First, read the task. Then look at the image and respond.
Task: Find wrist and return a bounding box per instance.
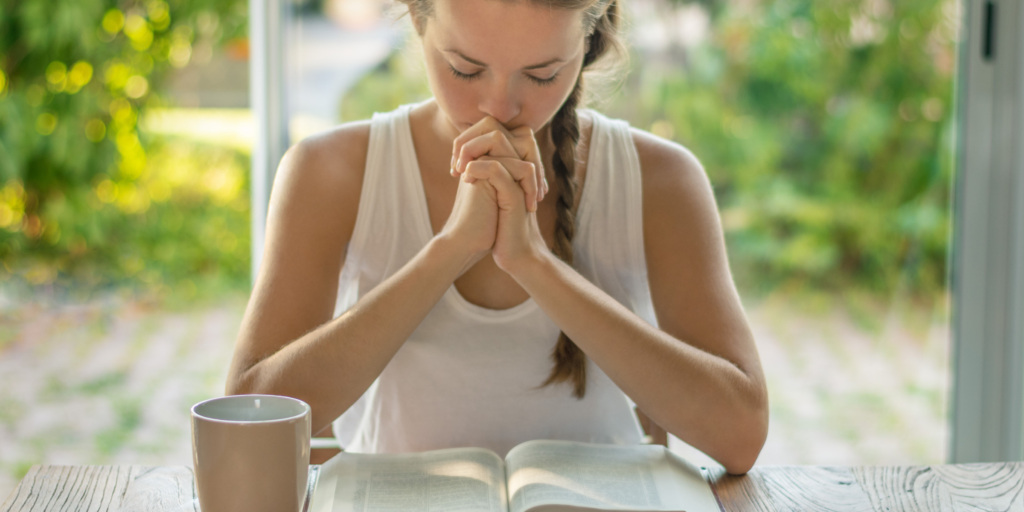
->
[500,245,559,285]
[428,234,490,278]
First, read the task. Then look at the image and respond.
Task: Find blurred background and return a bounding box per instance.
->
[0,0,958,499]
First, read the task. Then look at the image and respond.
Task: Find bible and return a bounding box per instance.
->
[309,439,722,512]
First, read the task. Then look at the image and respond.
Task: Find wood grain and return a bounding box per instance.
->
[707,463,1024,511]
[854,463,1024,511]
[1,465,135,512]
[5,463,1024,511]
[2,465,319,512]
[119,466,198,512]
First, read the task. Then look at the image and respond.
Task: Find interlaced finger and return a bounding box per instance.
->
[454,130,520,176]
[451,117,518,171]
[463,160,526,213]
[450,116,546,208]
[508,126,547,202]
[472,156,539,212]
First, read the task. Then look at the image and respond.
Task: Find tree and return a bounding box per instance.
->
[0,0,247,291]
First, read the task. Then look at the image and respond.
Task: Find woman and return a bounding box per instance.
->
[226,0,768,475]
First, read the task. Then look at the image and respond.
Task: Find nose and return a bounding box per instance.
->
[478,81,521,126]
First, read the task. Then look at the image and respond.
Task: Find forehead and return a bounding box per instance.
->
[427,0,586,65]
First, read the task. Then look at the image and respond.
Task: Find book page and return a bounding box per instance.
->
[504,441,719,512]
[310,448,508,512]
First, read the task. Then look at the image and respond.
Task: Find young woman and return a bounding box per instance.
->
[226,0,768,475]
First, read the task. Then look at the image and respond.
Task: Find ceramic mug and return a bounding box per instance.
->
[191,394,311,512]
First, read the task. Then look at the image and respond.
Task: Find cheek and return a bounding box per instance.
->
[423,57,477,125]
[531,82,576,128]
[520,60,585,130]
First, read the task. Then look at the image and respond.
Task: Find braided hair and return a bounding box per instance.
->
[539,0,621,399]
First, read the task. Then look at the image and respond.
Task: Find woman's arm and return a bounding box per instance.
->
[225,123,495,437]
[496,130,768,475]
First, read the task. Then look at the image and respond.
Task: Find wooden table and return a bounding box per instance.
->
[3,462,1023,511]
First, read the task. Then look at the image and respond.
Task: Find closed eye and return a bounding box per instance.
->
[448,65,481,82]
[526,73,558,86]
[448,63,559,87]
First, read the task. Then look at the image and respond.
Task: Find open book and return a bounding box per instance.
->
[308,440,722,512]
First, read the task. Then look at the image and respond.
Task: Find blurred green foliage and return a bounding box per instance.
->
[340,50,432,123]
[0,0,248,296]
[605,0,957,296]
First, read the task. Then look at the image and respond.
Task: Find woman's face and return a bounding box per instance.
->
[419,0,587,134]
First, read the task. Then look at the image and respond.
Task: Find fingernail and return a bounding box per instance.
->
[456,158,462,170]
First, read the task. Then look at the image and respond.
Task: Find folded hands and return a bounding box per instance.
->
[439,116,554,276]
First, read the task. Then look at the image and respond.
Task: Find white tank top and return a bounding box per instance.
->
[331,102,658,458]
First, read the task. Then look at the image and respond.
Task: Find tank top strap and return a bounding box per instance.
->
[574,110,659,328]
[338,103,433,317]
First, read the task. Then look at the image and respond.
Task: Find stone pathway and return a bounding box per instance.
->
[0,295,244,501]
[0,291,949,501]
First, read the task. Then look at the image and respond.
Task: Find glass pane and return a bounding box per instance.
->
[285,0,408,143]
[603,0,958,466]
[0,0,253,498]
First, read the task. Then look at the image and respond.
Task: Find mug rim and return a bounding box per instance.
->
[191,394,311,424]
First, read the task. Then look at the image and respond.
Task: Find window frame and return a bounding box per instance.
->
[950,0,1024,463]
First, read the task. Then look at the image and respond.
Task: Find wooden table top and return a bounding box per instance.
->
[3,462,1023,511]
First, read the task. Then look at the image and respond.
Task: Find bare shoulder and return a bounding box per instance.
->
[263,119,373,279]
[630,128,712,206]
[273,120,372,214]
[631,127,724,271]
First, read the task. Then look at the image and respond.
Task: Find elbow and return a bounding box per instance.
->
[721,438,762,475]
[720,421,768,475]
[723,385,769,475]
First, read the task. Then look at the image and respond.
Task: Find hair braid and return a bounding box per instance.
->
[540,74,586,399]
[539,0,620,400]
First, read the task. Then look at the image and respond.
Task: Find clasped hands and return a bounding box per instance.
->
[439,116,552,276]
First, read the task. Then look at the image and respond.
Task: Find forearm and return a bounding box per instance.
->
[231,237,478,435]
[508,253,767,474]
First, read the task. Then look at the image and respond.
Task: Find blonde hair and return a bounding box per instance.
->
[399,0,627,399]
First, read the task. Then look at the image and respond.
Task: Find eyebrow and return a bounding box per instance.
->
[444,49,565,70]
